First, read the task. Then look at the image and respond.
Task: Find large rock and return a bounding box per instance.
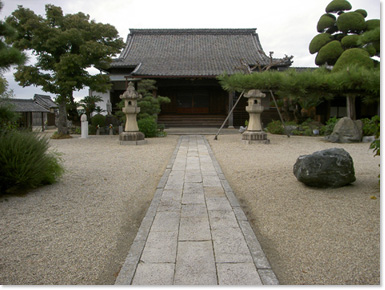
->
[325,117,362,143]
[293,148,356,188]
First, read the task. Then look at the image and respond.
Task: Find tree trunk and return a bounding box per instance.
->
[346,95,356,120]
[58,101,68,135]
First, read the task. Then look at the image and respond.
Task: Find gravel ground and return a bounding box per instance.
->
[208,133,380,285]
[0,134,179,285]
[1,132,380,285]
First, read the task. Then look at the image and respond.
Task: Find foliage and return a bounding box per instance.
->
[115,79,170,125]
[0,100,19,132]
[341,35,360,48]
[309,33,333,54]
[0,130,64,194]
[88,125,96,135]
[320,116,339,135]
[78,95,103,120]
[332,48,373,72]
[337,12,366,33]
[5,4,124,134]
[325,0,352,13]
[218,65,379,114]
[317,14,336,33]
[0,1,26,71]
[138,117,158,138]
[90,113,106,127]
[362,115,380,136]
[310,0,380,69]
[51,131,73,139]
[137,80,171,120]
[267,120,284,134]
[315,40,344,65]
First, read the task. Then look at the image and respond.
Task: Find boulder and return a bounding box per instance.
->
[293,148,356,188]
[325,117,362,143]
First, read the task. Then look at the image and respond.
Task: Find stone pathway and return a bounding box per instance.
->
[115,135,278,285]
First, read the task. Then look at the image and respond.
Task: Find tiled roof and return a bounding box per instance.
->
[34,94,58,110]
[6,99,50,113]
[110,29,292,77]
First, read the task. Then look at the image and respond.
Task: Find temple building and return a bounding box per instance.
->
[103,28,293,127]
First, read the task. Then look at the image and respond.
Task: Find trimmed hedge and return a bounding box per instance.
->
[138,117,158,138]
[336,12,366,33]
[309,33,333,54]
[325,0,352,13]
[317,14,336,33]
[315,40,344,65]
[332,48,373,72]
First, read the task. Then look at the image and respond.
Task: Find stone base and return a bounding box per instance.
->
[242,131,270,144]
[119,131,147,145]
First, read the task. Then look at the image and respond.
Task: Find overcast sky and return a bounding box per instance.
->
[1,0,381,100]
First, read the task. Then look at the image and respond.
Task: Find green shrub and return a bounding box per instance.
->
[354,9,367,18]
[366,19,380,31]
[337,12,366,34]
[320,116,339,135]
[0,131,64,194]
[88,125,97,135]
[138,117,158,138]
[309,33,333,54]
[341,35,360,48]
[332,48,373,72]
[325,0,352,13]
[267,120,284,134]
[91,114,106,127]
[317,14,336,33]
[362,115,380,136]
[315,40,344,65]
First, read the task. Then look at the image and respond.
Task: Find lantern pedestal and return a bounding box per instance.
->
[119,131,146,145]
[242,89,270,144]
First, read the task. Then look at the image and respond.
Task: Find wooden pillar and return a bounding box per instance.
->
[228,91,234,128]
[41,112,45,132]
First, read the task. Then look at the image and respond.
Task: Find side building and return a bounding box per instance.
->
[103,28,293,127]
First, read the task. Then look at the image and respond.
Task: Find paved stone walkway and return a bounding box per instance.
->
[115,135,278,285]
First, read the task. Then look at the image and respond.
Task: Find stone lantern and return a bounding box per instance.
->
[119,82,146,145]
[242,89,270,144]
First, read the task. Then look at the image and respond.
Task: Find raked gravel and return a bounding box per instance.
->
[0,134,179,285]
[1,133,380,285]
[208,133,380,285]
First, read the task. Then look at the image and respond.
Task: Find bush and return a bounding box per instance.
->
[320,116,339,136]
[0,131,64,194]
[362,115,380,136]
[325,0,352,13]
[309,33,333,54]
[317,14,336,33]
[91,114,106,127]
[315,40,344,66]
[138,117,158,138]
[267,120,284,134]
[336,11,366,34]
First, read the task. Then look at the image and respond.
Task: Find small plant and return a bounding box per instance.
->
[91,114,106,128]
[320,116,339,136]
[267,120,284,134]
[88,125,96,135]
[138,117,158,137]
[362,115,380,136]
[0,131,64,194]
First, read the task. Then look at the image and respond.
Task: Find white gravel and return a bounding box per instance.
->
[1,132,380,285]
[0,134,179,285]
[208,133,380,285]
